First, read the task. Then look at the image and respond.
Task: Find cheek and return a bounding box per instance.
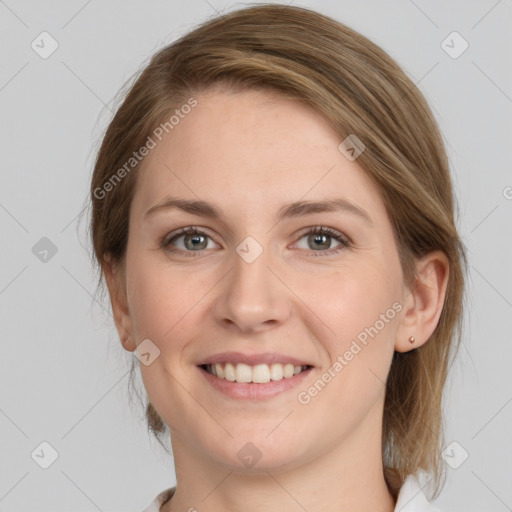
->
[315,262,401,343]
[296,266,400,429]
[125,255,179,341]
[308,261,400,401]
[126,253,214,353]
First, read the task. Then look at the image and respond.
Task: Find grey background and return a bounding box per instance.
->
[0,0,511,510]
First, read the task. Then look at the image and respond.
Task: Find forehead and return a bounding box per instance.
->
[131,88,387,224]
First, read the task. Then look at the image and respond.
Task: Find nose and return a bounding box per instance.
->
[212,240,292,334]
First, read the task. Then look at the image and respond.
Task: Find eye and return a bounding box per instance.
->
[161,225,351,257]
[293,226,351,256]
[162,226,217,255]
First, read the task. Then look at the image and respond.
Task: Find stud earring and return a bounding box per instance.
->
[408,336,415,344]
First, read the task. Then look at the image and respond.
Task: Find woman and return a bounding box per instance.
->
[90,4,466,511]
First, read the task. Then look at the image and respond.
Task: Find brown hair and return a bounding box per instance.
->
[89,3,467,499]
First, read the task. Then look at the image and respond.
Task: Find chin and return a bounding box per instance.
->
[200,433,310,473]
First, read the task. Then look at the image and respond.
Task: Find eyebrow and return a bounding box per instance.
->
[144,196,373,225]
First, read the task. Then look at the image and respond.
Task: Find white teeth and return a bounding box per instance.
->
[269,363,283,381]
[235,363,252,383]
[214,363,224,379]
[252,364,270,384]
[205,362,308,383]
[283,363,294,378]
[224,362,236,381]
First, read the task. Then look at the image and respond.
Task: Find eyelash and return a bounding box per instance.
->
[161,225,352,258]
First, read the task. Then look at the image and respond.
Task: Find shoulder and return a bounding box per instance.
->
[394,474,443,512]
[141,487,176,512]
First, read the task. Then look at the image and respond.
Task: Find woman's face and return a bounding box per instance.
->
[117,87,409,470]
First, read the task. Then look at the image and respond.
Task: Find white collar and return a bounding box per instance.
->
[394,474,443,511]
[143,473,443,512]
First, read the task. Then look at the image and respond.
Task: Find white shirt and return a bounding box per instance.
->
[141,473,443,511]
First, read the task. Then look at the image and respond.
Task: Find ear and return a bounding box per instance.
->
[103,255,136,352]
[395,250,449,353]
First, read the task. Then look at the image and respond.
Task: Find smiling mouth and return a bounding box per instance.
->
[200,362,312,384]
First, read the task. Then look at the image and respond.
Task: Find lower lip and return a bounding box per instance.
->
[198,366,314,400]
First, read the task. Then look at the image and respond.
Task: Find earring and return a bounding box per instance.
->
[408,336,415,344]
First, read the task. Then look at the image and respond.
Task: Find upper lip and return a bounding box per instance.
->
[197,352,313,367]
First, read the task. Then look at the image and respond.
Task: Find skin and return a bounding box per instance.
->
[105,86,449,512]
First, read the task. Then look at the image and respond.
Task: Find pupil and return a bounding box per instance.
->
[311,234,329,250]
[186,235,206,250]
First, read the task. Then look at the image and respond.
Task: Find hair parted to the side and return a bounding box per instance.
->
[89,3,467,499]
